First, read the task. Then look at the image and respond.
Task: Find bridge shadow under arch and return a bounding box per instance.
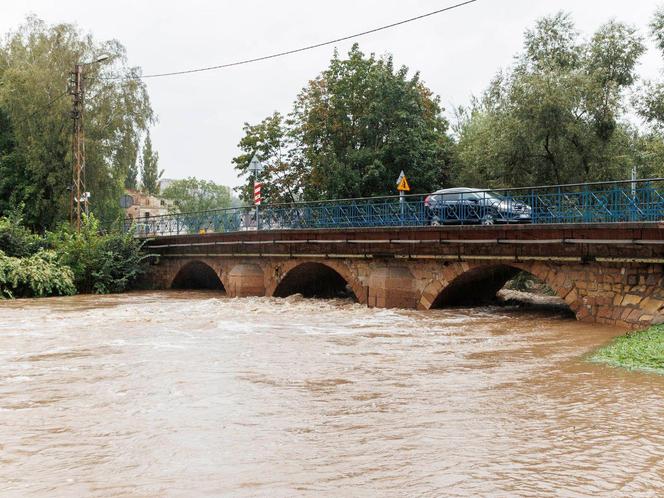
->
[427,264,574,315]
[273,262,358,301]
[431,265,519,307]
[171,261,225,291]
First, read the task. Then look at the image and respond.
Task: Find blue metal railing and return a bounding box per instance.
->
[126,178,664,237]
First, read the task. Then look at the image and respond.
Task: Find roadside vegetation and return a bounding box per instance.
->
[0,211,147,298]
[591,326,664,374]
[233,9,664,202]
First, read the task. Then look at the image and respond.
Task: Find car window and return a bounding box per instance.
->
[441,192,460,201]
[467,191,502,202]
[486,192,505,201]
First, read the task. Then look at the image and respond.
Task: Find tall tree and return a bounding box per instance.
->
[125,158,139,190]
[455,13,645,187]
[140,132,162,195]
[0,16,155,229]
[293,44,454,199]
[233,44,455,202]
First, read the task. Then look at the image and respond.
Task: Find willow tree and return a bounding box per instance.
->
[0,16,154,229]
[455,13,646,187]
[628,7,664,178]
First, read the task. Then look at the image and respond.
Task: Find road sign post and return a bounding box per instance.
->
[248,154,264,230]
[396,170,410,220]
[254,181,262,230]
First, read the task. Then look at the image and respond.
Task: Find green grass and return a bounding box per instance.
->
[591,325,664,374]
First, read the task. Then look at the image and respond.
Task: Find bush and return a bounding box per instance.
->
[0,210,46,257]
[48,214,149,294]
[89,229,149,294]
[0,250,76,298]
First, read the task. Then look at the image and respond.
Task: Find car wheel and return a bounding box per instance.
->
[430,217,441,226]
[481,214,495,226]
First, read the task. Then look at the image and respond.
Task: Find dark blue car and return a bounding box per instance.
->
[424,187,532,225]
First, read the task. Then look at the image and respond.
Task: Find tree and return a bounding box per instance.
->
[455,13,646,187]
[628,7,664,178]
[161,177,232,213]
[233,44,455,202]
[0,16,154,229]
[125,157,139,190]
[636,8,664,130]
[140,132,162,195]
[232,112,301,204]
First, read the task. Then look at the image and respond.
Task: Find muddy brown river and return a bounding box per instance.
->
[1,291,663,497]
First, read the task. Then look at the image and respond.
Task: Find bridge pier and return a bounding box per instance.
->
[227,264,265,298]
[367,265,418,308]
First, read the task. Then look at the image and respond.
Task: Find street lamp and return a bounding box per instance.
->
[70,54,110,231]
[90,54,110,64]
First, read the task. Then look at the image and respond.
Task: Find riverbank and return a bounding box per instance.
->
[591,325,664,374]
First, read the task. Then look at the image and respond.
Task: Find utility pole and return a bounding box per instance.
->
[69,55,109,231]
[70,63,86,231]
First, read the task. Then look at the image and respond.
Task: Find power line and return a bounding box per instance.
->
[121,0,479,80]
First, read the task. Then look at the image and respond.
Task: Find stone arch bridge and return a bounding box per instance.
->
[141,223,664,328]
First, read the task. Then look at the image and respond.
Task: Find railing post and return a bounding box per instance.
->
[557,185,563,223]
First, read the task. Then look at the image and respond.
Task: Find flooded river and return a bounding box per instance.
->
[1,292,663,497]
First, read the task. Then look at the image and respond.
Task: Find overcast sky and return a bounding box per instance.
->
[2,0,662,188]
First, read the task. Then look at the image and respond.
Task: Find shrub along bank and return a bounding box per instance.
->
[0,212,147,298]
[591,326,664,374]
[0,250,76,298]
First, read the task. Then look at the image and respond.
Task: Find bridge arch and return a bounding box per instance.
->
[419,262,578,317]
[270,260,365,302]
[170,260,226,291]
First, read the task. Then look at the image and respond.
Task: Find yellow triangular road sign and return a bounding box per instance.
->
[397,175,410,191]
